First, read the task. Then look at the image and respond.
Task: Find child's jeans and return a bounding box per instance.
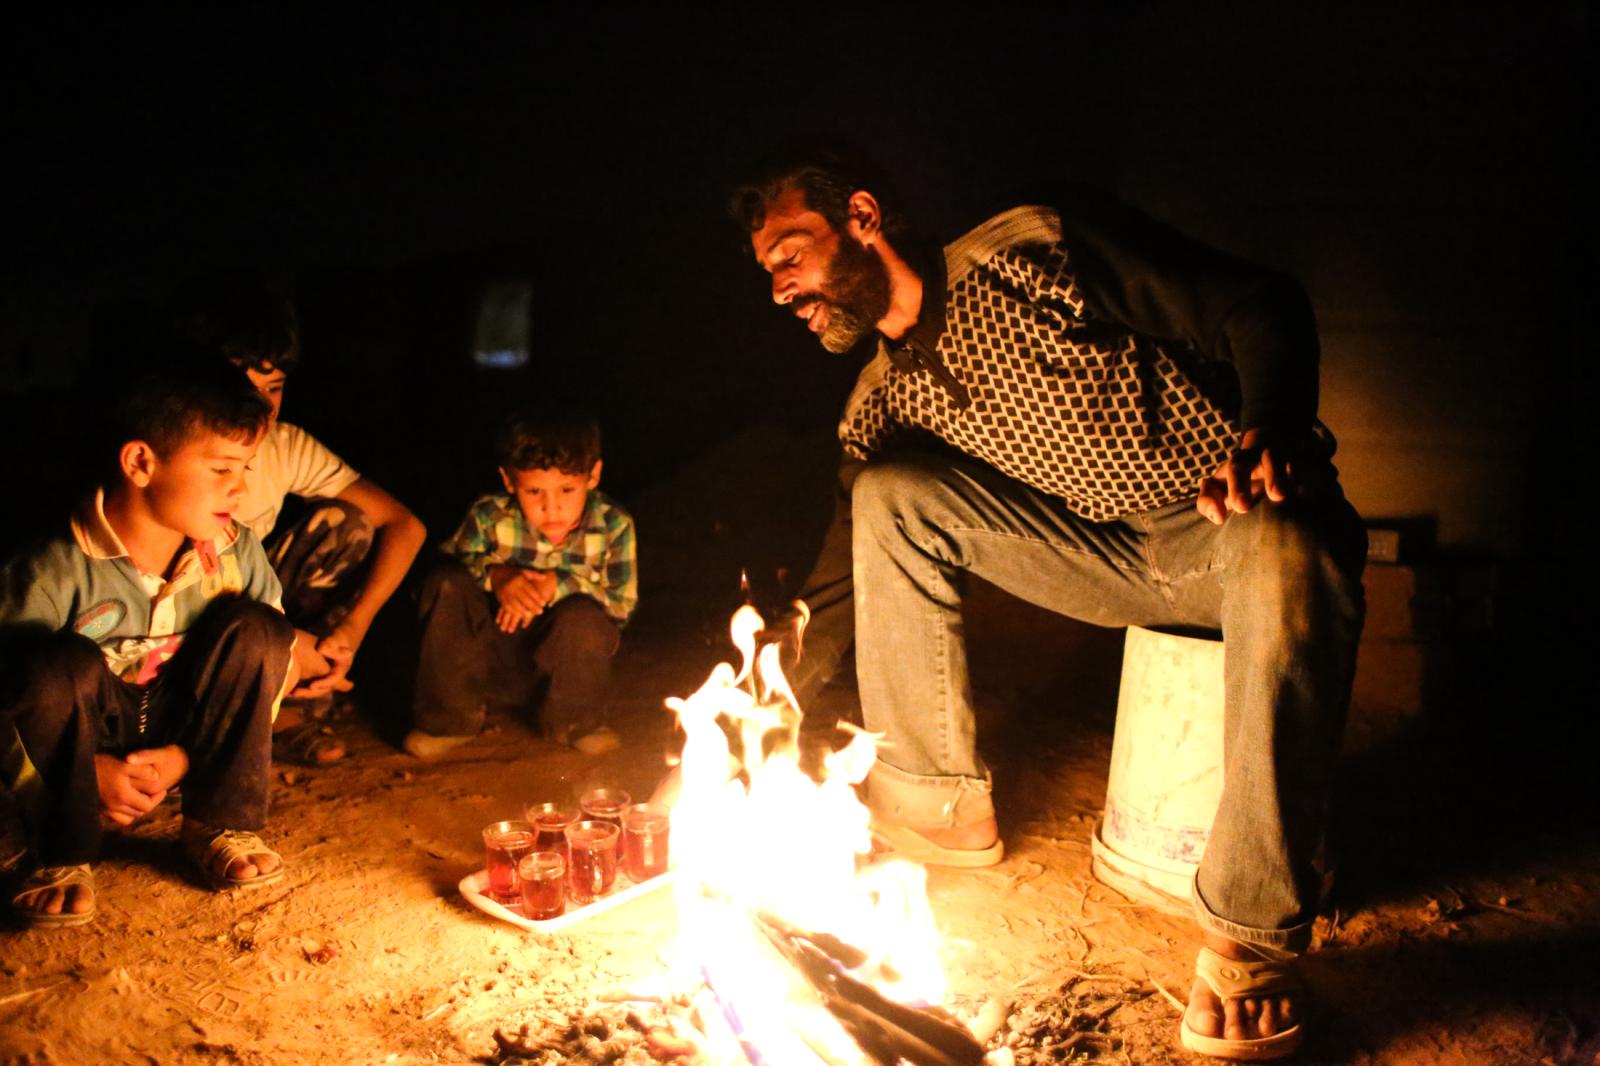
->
[0,598,293,865]
[412,556,619,741]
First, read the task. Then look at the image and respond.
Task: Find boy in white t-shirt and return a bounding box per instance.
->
[174,274,428,765]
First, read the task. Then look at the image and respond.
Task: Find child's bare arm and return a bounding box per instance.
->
[323,478,427,658]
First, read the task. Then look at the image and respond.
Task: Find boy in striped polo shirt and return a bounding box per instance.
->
[1,360,298,927]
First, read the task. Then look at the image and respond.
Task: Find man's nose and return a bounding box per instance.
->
[771,270,797,306]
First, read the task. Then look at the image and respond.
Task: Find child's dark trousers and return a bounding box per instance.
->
[412,556,619,741]
[1,599,293,865]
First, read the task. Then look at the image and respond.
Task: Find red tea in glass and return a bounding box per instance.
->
[578,787,631,829]
[517,851,567,921]
[482,820,536,905]
[525,802,579,859]
[565,820,621,904]
[622,804,670,883]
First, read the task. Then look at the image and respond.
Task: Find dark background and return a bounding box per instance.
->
[1,5,1588,624]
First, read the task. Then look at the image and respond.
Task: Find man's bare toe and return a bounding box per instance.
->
[1258,999,1280,1037]
[1187,978,1224,1036]
[1223,999,1249,1041]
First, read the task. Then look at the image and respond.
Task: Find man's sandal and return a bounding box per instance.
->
[869,823,1005,868]
[11,864,96,928]
[1180,946,1305,1060]
[184,828,285,891]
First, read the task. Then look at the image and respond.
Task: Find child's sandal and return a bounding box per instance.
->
[11,864,96,928]
[185,828,285,891]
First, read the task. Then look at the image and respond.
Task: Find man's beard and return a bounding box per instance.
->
[813,237,891,354]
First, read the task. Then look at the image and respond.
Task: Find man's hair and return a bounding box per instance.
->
[727,144,909,238]
[169,270,301,374]
[118,357,274,459]
[496,408,602,475]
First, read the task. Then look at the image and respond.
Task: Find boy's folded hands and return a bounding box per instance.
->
[94,744,188,826]
[488,565,557,633]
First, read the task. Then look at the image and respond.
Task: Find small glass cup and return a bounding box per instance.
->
[517,851,567,921]
[482,820,536,905]
[578,787,631,829]
[621,803,670,883]
[565,819,621,904]
[525,802,580,860]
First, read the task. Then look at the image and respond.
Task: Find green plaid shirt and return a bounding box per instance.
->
[441,489,638,626]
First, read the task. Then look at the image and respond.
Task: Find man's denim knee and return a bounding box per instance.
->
[1223,500,1364,624]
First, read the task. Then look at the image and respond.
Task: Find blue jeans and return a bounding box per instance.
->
[852,451,1366,954]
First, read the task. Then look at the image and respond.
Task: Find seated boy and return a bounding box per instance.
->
[173,274,427,765]
[407,410,637,759]
[0,361,297,927]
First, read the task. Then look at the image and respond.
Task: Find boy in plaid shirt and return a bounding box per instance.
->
[406,410,636,758]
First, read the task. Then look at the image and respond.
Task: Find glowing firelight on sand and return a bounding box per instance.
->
[660,604,949,1062]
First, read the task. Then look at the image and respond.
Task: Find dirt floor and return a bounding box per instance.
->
[3,467,1598,1064]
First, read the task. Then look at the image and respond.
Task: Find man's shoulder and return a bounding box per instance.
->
[943,205,1064,284]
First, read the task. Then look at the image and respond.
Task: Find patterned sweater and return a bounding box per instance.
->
[840,196,1322,522]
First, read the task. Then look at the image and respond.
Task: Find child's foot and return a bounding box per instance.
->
[570,726,621,756]
[403,729,475,760]
[273,706,346,766]
[182,823,284,890]
[11,864,96,928]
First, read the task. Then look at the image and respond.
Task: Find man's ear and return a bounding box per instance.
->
[498,466,516,495]
[121,441,158,488]
[586,460,603,491]
[844,190,882,246]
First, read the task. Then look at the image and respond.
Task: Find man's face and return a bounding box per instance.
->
[142,429,260,542]
[500,462,602,546]
[752,186,890,354]
[243,364,287,424]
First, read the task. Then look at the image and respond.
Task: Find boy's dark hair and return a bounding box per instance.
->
[118,357,274,459]
[496,409,602,475]
[728,143,910,239]
[169,270,301,374]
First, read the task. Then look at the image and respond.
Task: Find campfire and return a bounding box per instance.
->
[492,604,992,1064]
[475,602,1164,1065]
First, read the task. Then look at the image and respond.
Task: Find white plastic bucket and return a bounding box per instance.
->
[1091,626,1225,914]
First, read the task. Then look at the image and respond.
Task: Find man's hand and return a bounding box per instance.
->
[1196,428,1301,525]
[489,566,557,633]
[95,752,166,826]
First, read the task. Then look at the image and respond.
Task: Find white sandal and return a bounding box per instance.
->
[11,864,96,928]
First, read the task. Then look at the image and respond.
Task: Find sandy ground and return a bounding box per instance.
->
[3,433,1598,1064]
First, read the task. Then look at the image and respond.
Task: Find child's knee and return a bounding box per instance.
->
[545,598,620,659]
[17,632,107,698]
[416,556,479,607]
[212,599,295,656]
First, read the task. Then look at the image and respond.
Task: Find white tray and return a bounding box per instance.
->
[459,867,676,933]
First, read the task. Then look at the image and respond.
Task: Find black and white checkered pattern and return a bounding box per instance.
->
[842,227,1240,523]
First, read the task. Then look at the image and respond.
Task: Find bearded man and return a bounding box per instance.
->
[730,155,1366,1061]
